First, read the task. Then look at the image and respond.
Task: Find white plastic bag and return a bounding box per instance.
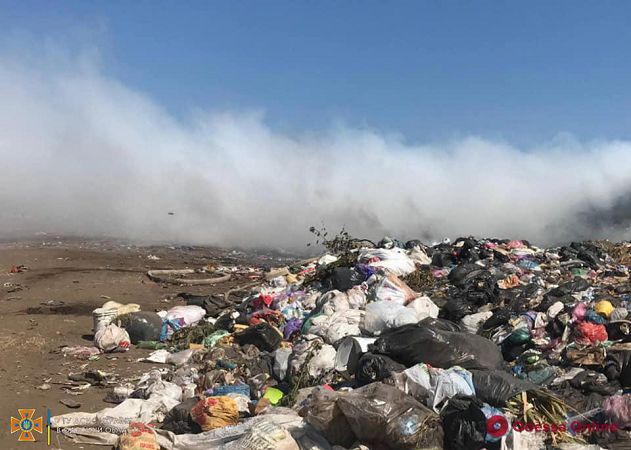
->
[460,311,493,334]
[307,344,336,378]
[309,310,363,345]
[363,301,415,335]
[406,296,439,321]
[358,248,415,277]
[374,274,416,304]
[165,305,206,327]
[94,324,130,353]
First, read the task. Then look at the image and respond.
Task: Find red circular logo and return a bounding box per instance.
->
[487,415,509,438]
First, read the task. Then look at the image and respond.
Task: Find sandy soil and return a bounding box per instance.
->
[0,238,295,450]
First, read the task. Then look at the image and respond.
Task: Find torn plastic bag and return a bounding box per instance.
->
[336,382,443,449]
[355,353,406,386]
[161,397,202,435]
[305,388,355,447]
[370,323,503,370]
[470,370,537,406]
[440,395,487,450]
[234,323,282,352]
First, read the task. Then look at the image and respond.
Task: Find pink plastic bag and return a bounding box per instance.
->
[602,394,631,426]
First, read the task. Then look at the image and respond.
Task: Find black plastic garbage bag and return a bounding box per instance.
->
[606,321,631,342]
[419,317,464,333]
[202,296,233,317]
[440,395,487,450]
[356,353,406,386]
[214,311,238,332]
[161,397,202,434]
[234,322,282,352]
[448,264,484,288]
[570,370,620,395]
[336,382,443,449]
[177,293,208,307]
[470,370,537,406]
[482,308,511,330]
[323,267,365,292]
[370,323,503,370]
[440,297,475,322]
[117,311,163,344]
[547,278,590,297]
[460,272,500,306]
[604,350,631,388]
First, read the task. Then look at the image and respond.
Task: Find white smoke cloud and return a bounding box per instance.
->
[1,45,630,251]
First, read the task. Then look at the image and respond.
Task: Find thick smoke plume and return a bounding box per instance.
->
[1,47,630,250]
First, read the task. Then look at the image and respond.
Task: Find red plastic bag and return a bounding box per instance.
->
[576,322,607,344]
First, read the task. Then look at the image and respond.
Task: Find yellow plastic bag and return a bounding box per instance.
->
[191,396,239,431]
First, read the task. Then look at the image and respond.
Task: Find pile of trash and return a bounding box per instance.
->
[52,237,631,449]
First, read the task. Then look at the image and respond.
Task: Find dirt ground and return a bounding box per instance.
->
[0,238,296,450]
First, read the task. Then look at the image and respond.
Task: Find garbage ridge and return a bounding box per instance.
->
[51,236,631,449]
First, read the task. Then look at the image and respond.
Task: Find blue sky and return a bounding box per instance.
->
[3,1,631,145]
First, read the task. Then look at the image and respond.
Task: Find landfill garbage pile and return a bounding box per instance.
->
[51,237,631,449]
